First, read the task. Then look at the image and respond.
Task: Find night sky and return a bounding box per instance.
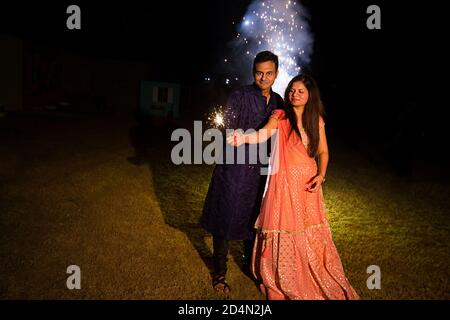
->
[0,0,429,83]
[0,0,444,138]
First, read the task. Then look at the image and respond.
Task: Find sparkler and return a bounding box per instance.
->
[212,111,224,127]
[207,106,226,129]
[206,105,238,132]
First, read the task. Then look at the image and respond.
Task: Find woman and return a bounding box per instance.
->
[228,74,359,300]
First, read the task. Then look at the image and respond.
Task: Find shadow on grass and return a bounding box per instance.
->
[127,118,263,294]
[127,119,215,276]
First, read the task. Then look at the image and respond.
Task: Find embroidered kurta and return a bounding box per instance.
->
[199,84,284,240]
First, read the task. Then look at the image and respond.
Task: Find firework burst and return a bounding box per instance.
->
[224,0,314,94]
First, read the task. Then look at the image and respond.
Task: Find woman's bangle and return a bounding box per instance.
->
[318,174,326,183]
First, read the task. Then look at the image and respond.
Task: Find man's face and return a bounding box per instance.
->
[254,61,278,91]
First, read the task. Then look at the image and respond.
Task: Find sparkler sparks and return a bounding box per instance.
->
[213,112,224,127]
[207,106,226,129]
[206,105,237,130]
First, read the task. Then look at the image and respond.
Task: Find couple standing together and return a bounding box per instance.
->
[199,51,359,300]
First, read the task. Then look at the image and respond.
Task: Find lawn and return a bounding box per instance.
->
[1,113,449,299]
[151,137,450,300]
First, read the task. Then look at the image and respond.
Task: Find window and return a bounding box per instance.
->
[157,87,168,103]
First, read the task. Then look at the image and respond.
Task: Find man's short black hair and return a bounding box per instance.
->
[253,51,279,74]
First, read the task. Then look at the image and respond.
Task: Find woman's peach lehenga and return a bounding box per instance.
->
[252,110,359,300]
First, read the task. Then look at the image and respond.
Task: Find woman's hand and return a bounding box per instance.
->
[226,130,245,147]
[305,174,325,192]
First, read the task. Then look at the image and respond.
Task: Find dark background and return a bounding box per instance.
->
[0,0,447,179]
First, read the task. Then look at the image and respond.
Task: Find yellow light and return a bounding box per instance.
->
[215,114,224,127]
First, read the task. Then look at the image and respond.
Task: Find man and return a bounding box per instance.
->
[199,51,283,293]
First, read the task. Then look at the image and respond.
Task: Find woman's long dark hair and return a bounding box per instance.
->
[284,74,325,157]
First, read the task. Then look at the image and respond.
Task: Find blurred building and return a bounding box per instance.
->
[0,34,23,111]
[0,34,149,114]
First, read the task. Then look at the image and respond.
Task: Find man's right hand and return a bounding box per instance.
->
[226,130,245,147]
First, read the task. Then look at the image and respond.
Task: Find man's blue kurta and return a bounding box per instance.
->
[199,84,284,240]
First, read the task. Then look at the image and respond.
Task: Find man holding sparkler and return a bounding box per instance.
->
[199,51,284,293]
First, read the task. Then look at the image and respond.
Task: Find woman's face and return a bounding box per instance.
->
[288,81,309,108]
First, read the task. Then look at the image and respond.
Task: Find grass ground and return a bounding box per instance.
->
[0,112,449,299]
